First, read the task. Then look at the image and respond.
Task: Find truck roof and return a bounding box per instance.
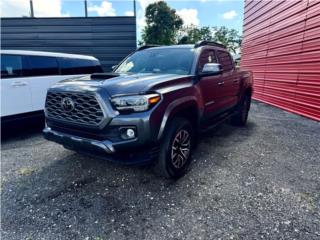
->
[141,45,193,51]
[140,42,226,51]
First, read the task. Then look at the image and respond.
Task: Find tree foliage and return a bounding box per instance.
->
[212,26,242,54]
[141,2,242,53]
[142,1,183,45]
[178,25,213,44]
[178,25,241,53]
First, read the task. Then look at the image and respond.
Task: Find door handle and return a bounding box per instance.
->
[233,80,239,83]
[11,81,27,87]
[218,81,224,86]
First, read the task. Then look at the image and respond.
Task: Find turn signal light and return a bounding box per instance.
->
[148,96,161,105]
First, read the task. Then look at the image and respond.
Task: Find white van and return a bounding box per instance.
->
[1,50,103,124]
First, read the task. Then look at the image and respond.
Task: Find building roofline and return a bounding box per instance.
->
[1,49,98,60]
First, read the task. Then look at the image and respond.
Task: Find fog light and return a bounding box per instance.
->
[126,128,135,138]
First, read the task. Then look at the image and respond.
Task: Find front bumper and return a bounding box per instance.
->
[43,127,159,165]
[43,127,115,153]
[43,87,165,164]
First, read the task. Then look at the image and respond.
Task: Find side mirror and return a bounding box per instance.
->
[199,63,222,76]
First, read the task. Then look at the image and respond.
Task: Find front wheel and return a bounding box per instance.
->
[153,118,194,179]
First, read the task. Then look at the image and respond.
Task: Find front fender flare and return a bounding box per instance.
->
[157,96,202,140]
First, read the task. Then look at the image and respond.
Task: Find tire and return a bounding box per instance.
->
[231,93,251,126]
[153,117,194,179]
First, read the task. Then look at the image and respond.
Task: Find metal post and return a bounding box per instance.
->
[133,0,137,47]
[84,0,88,17]
[30,0,34,17]
[133,0,136,17]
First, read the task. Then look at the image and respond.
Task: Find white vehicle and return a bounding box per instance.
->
[1,50,103,124]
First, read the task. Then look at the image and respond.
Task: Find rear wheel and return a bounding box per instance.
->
[231,93,251,126]
[154,118,193,178]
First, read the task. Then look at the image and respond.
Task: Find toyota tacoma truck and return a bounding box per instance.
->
[43,41,253,178]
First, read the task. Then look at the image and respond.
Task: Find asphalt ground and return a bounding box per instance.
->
[1,101,320,240]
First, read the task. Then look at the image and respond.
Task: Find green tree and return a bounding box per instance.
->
[177,25,241,53]
[178,25,213,44]
[142,1,183,45]
[212,26,242,54]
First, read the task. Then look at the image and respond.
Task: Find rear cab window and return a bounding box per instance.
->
[216,50,234,72]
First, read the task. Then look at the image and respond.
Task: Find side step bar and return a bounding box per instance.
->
[200,111,236,133]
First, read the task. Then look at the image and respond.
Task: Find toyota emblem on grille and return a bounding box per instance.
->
[61,97,75,112]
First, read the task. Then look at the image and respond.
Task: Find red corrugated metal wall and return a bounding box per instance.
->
[241,0,320,121]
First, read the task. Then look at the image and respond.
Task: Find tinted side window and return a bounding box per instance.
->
[91,60,103,73]
[94,64,103,73]
[58,58,74,75]
[26,56,59,76]
[76,59,103,74]
[198,50,217,72]
[1,54,23,78]
[217,51,234,72]
[59,58,102,75]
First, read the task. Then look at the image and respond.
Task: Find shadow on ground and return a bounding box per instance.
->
[1,117,44,142]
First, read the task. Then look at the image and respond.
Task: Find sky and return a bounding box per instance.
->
[1,0,244,39]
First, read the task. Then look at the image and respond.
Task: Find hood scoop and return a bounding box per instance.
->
[90,72,121,80]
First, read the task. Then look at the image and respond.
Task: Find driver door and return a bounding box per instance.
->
[197,49,224,118]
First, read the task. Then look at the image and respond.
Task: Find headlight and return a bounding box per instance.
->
[111,93,161,112]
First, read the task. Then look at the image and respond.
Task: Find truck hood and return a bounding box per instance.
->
[54,73,192,96]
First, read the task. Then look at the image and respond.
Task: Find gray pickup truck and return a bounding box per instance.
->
[43,41,253,178]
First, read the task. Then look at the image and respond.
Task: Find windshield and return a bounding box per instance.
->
[115,48,195,75]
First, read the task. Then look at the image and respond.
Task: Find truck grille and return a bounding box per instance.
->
[45,91,104,126]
